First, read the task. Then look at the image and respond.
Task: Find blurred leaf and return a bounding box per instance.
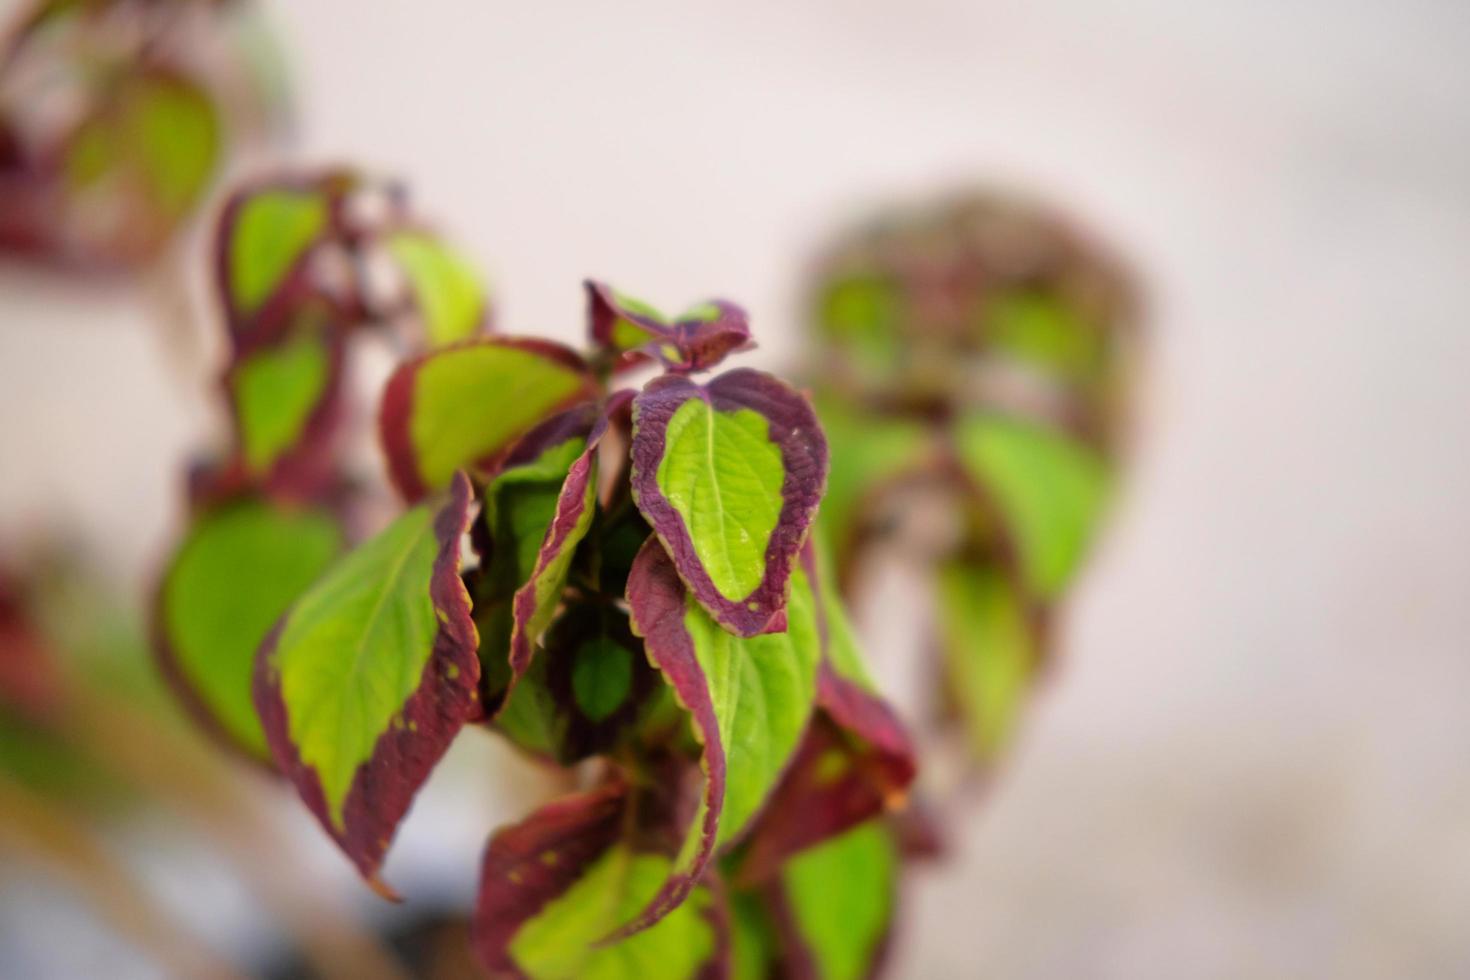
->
[954,413,1109,598]
[155,497,343,761]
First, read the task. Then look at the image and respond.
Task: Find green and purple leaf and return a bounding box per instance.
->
[630,369,828,637]
[253,473,479,892]
[215,175,337,341]
[765,820,899,980]
[222,305,346,498]
[384,229,491,346]
[621,536,819,937]
[505,394,632,690]
[586,280,752,373]
[379,337,598,501]
[473,781,730,979]
[936,559,1040,761]
[154,496,344,764]
[952,412,1109,599]
[734,543,915,882]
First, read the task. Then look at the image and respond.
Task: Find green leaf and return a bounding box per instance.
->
[229,316,336,477]
[225,187,329,317]
[987,288,1102,381]
[385,230,489,346]
[511,846,717,979]
[64,73,220,222]
[813,391,931,566]
[937,561,1035,759]
[473,783,727,979]
[621,537,821,935]
[379,338,596,500]
[953,413,1110,598]
[156,499,342,761]
[255,474,478,887]
[657,398,783,600]
[778,820,897,980]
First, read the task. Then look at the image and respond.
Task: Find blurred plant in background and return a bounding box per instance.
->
[804,190,1141,783]
[0,0,287,271]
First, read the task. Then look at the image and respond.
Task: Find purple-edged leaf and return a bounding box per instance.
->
[620,537,819,937]
[733,543,916,883]
[586,280,753,373]
[223,305,346,496]
[766,820,899,980]
[254,473,479,893]
[215,176,336,339]
[379,337,598,501]
[504,398,627,687]
[384,229,491,347]
[473,781,730,979]
[154,496,344,763]
[631,368,828,637]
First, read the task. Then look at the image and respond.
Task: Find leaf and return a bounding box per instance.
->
[154,497,343,762]
[63,71,220,242]
[217,181,330,327]
[770,820,898,980]
[473,782,729,980]
[936,560,1037,760]
[733,542,915,882]
[494,603,662,765]
[631,369,828,637]
[986,288,1104,383]
[586,280,752,373]
[813,272,904,381]
[505,402,621,685]
[253,473,479,891]
[224,308,344,490]
[385,230,490,346]
[811,391,931,570]
[620,536,820,937]
[953,413,1110,598]
[379,337,598,501]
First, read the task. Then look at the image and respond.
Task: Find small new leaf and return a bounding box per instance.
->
[631,369,828,637]
[254,473,479,891]
[586,280,752,373]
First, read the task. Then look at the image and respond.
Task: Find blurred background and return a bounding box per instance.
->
[2,0,1469,977]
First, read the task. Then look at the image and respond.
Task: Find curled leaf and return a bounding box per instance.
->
[631,369,827,637]
[586,280,752,373]
[379,337,598,501]
[621,537,819,938]
[154,496,344,763]
[473,781,730,979]
[254,473,479,891]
